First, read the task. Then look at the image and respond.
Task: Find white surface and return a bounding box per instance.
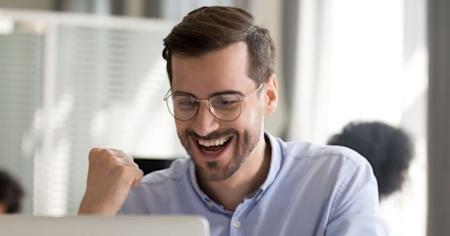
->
[0,215,210,236]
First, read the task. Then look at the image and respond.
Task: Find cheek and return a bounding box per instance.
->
[175,121,187,136]
[240,101,264,123]
[174,121,182,130]
[232,108,262,134]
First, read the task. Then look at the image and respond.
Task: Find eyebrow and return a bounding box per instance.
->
[172,91,195,97]
[209,90,244,98]
[172,90,244,98]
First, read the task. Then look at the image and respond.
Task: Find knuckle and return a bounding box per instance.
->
[88,148,120,166]
[98,149,118,163]
[88,148,102,162]
[88,148,99,158]
[113,165,127,177]
[99,148,113,157]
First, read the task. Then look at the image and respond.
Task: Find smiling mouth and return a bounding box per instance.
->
[195,135,234,155]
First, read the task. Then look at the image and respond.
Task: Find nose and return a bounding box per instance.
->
[192,101,220,137]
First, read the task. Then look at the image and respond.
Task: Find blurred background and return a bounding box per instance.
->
[0,0,448,235]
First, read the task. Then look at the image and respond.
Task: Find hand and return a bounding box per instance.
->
[78,148,143,215]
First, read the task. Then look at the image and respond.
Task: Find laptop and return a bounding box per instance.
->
[0,215,210,236]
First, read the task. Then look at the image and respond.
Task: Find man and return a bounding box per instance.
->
[79,6,388,235]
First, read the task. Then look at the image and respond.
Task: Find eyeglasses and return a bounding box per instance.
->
[163,83,264,122]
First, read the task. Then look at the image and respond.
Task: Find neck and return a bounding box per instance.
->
[199,134,271,211]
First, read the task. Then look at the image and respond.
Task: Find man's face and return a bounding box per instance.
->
[170,42,270,182]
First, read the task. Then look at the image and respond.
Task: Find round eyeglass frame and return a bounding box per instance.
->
[163,83,264,122]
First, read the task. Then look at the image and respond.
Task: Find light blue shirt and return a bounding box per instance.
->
[121,133,388,235]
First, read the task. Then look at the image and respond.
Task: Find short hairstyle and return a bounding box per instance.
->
[0,170,24,213]
[162,6,275,85]
[327,122,413,199]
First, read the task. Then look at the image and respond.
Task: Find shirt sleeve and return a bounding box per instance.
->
[325,156,390,236]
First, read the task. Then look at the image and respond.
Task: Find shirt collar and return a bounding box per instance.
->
[257,132,283,194]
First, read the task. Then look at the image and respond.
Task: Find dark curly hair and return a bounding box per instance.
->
[327,122,413,199]
[0,170,24,213]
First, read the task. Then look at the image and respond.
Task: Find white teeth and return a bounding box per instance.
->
[198,136,231,147]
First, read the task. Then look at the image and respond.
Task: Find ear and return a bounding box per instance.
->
[263,73,278,116]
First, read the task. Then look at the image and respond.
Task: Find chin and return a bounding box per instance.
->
[193,152,246,182]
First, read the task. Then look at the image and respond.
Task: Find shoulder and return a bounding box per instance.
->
[140,158,191,186]
[281,140,379,210]
[142,159,191,185]
[265,133,373,183]
[129,158,193,199]
[266,136,386,233]
[274,138,375,191]
[282,139,369,171]
[120,158,193,214]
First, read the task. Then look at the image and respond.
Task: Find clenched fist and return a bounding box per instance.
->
[78,148,143,215]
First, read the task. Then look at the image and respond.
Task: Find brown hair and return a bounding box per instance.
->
[162,6,275,85]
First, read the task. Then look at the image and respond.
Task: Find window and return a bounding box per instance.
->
[0,10,182,215]
[290,0,427,235]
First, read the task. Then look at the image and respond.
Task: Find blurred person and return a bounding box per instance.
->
[327,121,414,199]
[78,6,388,235]
[0,169,24,214]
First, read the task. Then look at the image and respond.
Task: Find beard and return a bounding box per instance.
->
[177,125,262,182]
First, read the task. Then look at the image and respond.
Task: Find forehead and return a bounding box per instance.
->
[171,42,256,96]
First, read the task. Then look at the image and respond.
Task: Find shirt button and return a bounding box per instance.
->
[233,220,241,228]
